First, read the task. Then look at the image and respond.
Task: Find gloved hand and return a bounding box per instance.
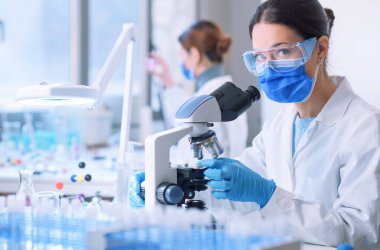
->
[128,171,145,208]
[198,158,276,208]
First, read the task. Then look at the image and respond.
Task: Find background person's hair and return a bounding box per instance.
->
[248,0,335,40]
[178,20,232,63]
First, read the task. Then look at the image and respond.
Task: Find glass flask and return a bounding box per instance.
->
[15,169,36,207]
[35,191,60,210]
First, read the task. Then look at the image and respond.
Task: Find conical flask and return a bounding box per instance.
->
[15,169,36,207]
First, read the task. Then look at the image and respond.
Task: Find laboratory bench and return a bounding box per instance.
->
[0,148,336,250]
[0,162,117,197]
[0,146,145,198]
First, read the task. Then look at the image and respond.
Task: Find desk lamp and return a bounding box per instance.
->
[16,23,135,205]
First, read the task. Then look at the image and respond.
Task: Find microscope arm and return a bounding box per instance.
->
[144,82,260,210]
[145,124,193,210]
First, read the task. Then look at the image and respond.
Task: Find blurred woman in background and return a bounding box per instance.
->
[148,20,248,158]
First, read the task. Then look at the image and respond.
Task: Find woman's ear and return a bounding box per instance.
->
[316,36,329,63]
[189,47,201,65]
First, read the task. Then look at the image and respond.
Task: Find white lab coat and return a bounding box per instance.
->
[162,74,248,160]
[218,76,380,249]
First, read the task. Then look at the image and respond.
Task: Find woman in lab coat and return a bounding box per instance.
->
[198,0,380,249]
[130,1,379,248]
[148,20,248,159]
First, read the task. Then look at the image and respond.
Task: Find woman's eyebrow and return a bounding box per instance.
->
[253,42,291,51]
[270,42,291,48]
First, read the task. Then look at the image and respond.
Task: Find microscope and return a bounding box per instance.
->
[144,81,260,211]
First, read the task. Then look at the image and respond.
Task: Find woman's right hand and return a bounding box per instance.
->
[128,171,145,208]
[146,53,175,88]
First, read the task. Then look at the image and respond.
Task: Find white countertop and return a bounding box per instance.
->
[0,147,145,197]
[0,165,116,196]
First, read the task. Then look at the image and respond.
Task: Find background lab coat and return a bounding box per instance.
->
[162,74,248,161]
[223,76,379,249]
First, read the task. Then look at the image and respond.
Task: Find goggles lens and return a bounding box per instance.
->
[243,37,317,76]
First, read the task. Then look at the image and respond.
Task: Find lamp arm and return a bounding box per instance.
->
[107,23,135,205]
[91,23,135,108]
[114,39,135,204]
[118,38,134,165]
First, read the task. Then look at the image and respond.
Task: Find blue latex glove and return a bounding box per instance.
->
[198,158,276,208]
[128,171,145,208]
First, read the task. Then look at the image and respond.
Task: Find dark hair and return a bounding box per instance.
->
[249,0,335,40]
[178,20,232,63]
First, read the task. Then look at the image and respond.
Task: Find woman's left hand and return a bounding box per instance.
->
[198,158,276,208]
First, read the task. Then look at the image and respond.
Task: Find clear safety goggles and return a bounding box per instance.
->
[242,37,317,76]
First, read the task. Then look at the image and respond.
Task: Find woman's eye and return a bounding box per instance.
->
[277,48,291,57]
[255,54,266,63]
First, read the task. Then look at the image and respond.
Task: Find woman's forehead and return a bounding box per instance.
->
[251,23,302,50]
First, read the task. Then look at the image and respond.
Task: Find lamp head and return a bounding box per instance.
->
[15,81,98,107]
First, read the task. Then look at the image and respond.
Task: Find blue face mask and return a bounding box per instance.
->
[181,63,193,80]
[258,61,319,103]
[243,37,318,103]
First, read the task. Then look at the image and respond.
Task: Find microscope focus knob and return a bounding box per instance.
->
[156,182,184,205]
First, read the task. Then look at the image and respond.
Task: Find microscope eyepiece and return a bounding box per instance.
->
[244,86,261,103]
[210,81,260,122]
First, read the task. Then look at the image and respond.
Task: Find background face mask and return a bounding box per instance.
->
[258,62,319,103]
[181,63,193,80]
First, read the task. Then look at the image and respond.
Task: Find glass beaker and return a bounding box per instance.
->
[34,191,60,210]
[15,169,36,207]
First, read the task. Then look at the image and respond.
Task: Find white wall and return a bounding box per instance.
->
[199,0,262,144]
[320,0,380,108]
[261,0,380,124]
